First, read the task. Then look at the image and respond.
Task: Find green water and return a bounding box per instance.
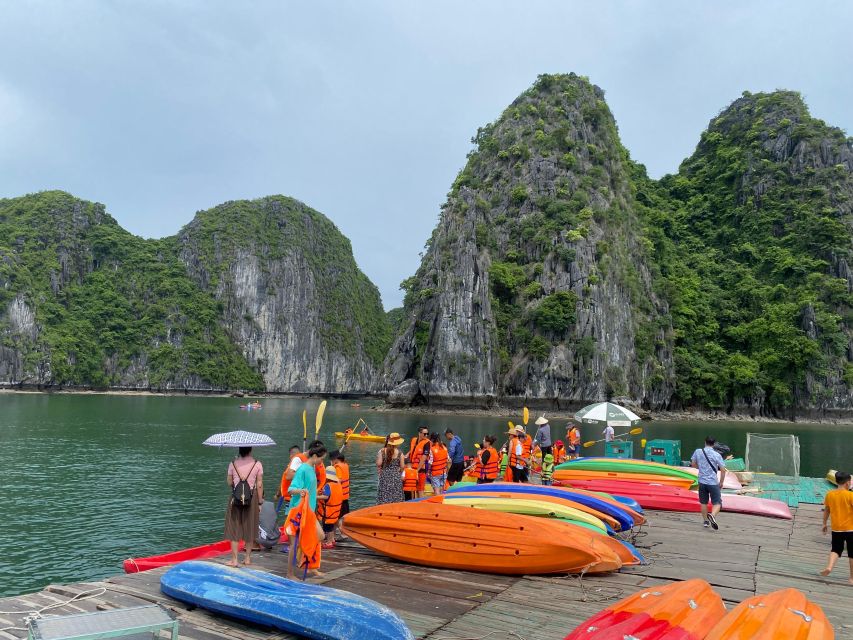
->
[0,393,849,597]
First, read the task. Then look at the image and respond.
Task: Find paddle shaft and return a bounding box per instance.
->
[582,427,643,448]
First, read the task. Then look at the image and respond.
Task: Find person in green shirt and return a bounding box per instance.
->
[285,443,327,579]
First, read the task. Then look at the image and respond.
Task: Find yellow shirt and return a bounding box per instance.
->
[824,488,853,532]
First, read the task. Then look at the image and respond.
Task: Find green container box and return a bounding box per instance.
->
[604,440,634,459]
[644,439,681,466]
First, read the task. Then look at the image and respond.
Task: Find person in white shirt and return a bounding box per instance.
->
[603,425,615,442]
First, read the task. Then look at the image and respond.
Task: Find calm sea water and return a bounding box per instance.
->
[0,393,849,597]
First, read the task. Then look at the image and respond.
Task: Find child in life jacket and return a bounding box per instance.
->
[540,453,555,486]
[402,459,419,501]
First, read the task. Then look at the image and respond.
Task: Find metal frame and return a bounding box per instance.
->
[28,604,178,640]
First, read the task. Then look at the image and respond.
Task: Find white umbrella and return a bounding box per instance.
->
[202,430,276,447]
[574,402,640,428]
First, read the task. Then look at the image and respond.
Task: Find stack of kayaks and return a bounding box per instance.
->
[560,479,792,519]
[342,502,623,574]
[161,561,414,640]
[564,580,833,639]
[554,457,698,489]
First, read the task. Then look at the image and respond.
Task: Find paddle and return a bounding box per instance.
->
[582,427,643,448]
[315,400,327,440]
[302,410,308,452]
[523,407,529,426]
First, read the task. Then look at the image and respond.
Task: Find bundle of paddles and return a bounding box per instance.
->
[342,482,647,574]
[564,578,834,639]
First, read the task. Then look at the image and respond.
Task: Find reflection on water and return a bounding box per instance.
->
[0,393,849,596]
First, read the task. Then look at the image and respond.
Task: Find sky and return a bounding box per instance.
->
[1,1,851,309]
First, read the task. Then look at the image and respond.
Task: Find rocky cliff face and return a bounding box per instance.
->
[385,74,674,408]
[0,192,388,392]
[177,196,390,393]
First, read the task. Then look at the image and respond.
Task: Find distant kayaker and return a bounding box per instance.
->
[820,470,853,584]
[444,429,465,486]
[566,423,582,459]
[225,446,263,567]
[533,416,553,458]
[690,436,727,531]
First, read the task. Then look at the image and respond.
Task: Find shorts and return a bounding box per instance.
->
[476,478,494,484]
[430,474,447,492]
[567,445,578,454]
[698,483,722,506]
[404,490,416,501]
[447,462,465,483]
[511,467,528,483]
[340,499,350,517]
[322,522,336,534]
[831,531,853,557]
[417,471,427,492]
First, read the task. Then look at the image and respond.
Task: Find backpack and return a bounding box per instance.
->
[231,461,257,508]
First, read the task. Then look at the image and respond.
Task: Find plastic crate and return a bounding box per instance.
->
[644,439,681,466]
[604,440,634,459]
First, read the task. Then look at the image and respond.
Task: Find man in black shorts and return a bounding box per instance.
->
[820,470,853,583]
[445,429,465,485]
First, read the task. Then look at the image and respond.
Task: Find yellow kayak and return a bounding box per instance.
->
[440,495,607,534]
[334,431,387,443]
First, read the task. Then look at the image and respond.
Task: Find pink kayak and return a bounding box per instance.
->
[560,479,792,519]
[680,466,742,489]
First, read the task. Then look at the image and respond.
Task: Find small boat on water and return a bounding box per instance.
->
[350,402,361,407]
[334,431,386,443]
[124,540,242,573]
[240,402,263,410]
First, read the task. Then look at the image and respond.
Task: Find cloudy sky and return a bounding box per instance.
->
[1,1,851,308]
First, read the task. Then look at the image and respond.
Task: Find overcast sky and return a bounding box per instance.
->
[1,1,851,308]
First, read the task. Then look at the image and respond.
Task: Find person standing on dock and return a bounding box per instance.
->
[690,436,727,530]
[445,429,465,486]
[533,416,553,459]
[566,423,581,459]
[428,432,449,495]
[820,470,853,584]
[508,425,531,483]
[603,424,615,442]
[377,433,406,504]
[225,446,264,567]
[408,427,431,498]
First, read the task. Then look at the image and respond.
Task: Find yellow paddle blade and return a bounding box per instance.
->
[582,440,597,448]
[508,421,515,429]
[640,439,647,448]
[315,400,327,436]
[629,427,643,435]
[302,410,307,439]
[523,407,529,425]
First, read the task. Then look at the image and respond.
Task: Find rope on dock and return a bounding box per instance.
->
[0,587,107,633]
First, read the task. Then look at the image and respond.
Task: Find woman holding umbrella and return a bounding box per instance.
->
[225,445,264,567]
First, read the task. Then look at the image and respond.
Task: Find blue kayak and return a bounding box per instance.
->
[160,561,413,640]
[445,483,634,530]
[608,494,644,514]
[617,539,647,565]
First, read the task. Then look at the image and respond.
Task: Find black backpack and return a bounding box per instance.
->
[231,461,257,508]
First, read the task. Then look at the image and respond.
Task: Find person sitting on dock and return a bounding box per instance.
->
[690,436,727,531]
[820,470,853,584]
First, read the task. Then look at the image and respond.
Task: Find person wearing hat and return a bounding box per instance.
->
[533,415,553,460]
[553,440,567,464]
[566,423,582,459]
[317,465,343,549]
[376,432,405,504]
[508,425,531,483]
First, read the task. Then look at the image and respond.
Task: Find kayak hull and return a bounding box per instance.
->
[334,431,386,443]
[562,479,793,519]
[553,468,695,488]
[160,561,413,640]
[124,540,242,573]
[564,578,726,640]
[342,502,621,575]
[705,588,833,640]
[436,495,608,533]
[557,457,697,482]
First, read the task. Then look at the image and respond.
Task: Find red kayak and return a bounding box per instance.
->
[124,540,243,573]
[560,479,792,519]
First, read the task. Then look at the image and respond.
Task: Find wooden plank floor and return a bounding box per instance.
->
[1,506,851,640]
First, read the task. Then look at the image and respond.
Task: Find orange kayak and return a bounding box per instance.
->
[342,502,621,575]
[705,588,833,639]
[564,578,725,639]
[440,490,622,531]
[553,468,695,489]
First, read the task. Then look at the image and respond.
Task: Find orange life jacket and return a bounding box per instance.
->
[480,446,499,479]
[429,443,449,477]
[283,495,321,572]
[280,454,326,497]
[402,467,419,492]
[317,481,343,525]
[553,444,567,463]
[509,436,531,468]
[409,437,429,468]
[334,461,350,500]
[568,427,581,446]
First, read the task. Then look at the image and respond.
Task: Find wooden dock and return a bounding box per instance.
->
[1,504,851,639]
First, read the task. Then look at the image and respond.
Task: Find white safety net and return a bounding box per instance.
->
[744,433,800,480]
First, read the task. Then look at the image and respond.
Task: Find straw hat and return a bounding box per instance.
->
[325,465,339,482]
[507,425,525,435]
[387,432,404,446]
[535,415,549,425]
